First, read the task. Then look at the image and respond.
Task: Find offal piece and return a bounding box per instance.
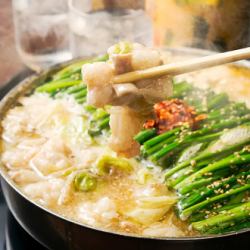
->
[144,99,207,134]
[108,42,163,74]
[82,42,173,156]
[82,42,172,110]
[82,62,114,108]
[109,106,143,157]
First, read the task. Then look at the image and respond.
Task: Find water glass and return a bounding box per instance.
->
[12,0,72,71]
[68,0,153,58]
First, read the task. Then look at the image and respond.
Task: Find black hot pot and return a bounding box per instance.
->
[0,48,249,250]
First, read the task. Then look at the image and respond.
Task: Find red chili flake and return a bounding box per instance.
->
[143,99,207,134]
[143,119,155,129]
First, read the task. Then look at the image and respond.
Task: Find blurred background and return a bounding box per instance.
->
[1,0,250,85]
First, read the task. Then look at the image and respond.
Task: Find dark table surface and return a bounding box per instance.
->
[0,189,7,250]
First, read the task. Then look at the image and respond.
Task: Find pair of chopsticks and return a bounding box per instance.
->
[113,47,250,84]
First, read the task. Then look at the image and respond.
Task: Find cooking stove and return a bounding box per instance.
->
[0,190,47,250]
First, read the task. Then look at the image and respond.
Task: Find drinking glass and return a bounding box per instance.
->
[68,0,153,57]
[12,0,72,71]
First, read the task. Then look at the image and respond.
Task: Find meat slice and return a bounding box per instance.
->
[81,42,174,156]
[82,62,114,108]
[109,106,144,157]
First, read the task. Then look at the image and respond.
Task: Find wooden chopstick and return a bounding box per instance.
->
[112,47,250,84]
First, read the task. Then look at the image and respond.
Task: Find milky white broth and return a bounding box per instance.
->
[1,58,250,237]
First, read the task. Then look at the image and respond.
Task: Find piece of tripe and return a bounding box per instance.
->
[82,42,173,157]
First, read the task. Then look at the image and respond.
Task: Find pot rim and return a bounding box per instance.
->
[1,47,250,241]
